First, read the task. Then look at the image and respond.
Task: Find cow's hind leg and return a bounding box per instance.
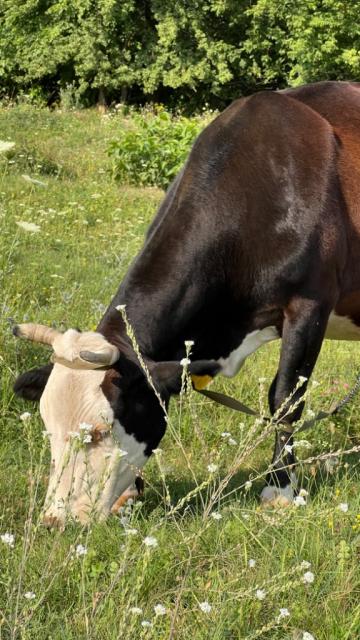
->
[261,297,333,506]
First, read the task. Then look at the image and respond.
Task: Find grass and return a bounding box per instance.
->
[0,103,360,640]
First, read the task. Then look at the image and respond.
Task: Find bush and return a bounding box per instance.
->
[108,110,208,189]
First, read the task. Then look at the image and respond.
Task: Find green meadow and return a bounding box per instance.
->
[0,104,359,640]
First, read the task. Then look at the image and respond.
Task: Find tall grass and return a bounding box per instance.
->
[0,105,359,640]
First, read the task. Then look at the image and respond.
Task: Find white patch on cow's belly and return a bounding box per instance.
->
[325,311,360,341]
[219,326,279,377]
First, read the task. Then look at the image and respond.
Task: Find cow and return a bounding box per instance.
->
[13,80,360,526]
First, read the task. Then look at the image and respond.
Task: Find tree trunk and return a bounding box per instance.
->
[97,86,107,113]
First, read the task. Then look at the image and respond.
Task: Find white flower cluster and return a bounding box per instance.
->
[207,463,218,474]
[1,532,15,548]
[303,571,315,584]
[198,601,212,613]
[20,412,32,422]
[278,607,290,621]
[221,432,237,446]
[144,536,158,548]
[75,544,87,557]
[68,422,96,444]
[154,604,166,616]
[294,495,307,507]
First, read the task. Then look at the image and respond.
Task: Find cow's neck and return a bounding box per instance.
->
[98,208,249,362]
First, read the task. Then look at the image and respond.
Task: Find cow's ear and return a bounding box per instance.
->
[151,360,221,396]
[13,364,53,401]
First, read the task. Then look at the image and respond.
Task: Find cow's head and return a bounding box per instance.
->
[13,323,219,527]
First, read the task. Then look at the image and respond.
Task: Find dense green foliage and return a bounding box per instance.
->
[108,110,207,188]
[1,1,359,110]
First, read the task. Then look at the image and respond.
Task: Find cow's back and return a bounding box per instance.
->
[284,81,360,294]
[181,89,346,303]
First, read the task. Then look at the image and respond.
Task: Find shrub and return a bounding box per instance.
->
[108,110,208,189]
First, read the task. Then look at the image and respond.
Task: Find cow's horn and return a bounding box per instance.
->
[79,350,113,365]
[13,323,61,346]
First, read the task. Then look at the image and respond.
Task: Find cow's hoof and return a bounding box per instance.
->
[260,484,294,508]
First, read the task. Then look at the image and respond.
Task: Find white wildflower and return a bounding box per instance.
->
[144,536,158,547]
[24,592,36,600]
[255,589,266,601]
[338,503,349,513]
[221,432,231,438]
[294,495,306,507]
[211,512,222,521]
[180,357,191,367]
[141,620,152,628]
[0,140,15,153]
[82,434,92,444]
[125,528,138,536]
[244,481,252,491]
[79,422,93,431]
[207,463,218,474]
[299,489,309,498]
[116,304,126,312]
[199,601,212,613]
[130,607,143,615]
[298,376,308,384]
[185,340,194,347]
[306,409,316,419]
[20,412,32,422]
[300,560,311,570]
[284,444,293,454]
[278,607,290,620]
[303,571,315,584]
[228,437,237,446]
[154,604,166,616]
[303,632,315,640]
[1,533,15,548]
[75,544,87,557]
[248,559,256,568]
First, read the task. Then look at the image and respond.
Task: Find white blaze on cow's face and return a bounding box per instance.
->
[16,325,148,526]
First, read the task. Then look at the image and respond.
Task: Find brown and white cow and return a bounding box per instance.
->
[14,81,360,526]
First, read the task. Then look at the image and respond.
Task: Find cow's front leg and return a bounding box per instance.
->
[260,297,333,506]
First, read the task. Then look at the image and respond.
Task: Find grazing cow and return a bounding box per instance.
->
[13,81,360,526]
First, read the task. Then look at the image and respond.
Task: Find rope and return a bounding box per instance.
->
[196,371,360,432]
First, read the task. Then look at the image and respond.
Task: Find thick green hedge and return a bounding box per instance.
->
[1,1,359,110]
